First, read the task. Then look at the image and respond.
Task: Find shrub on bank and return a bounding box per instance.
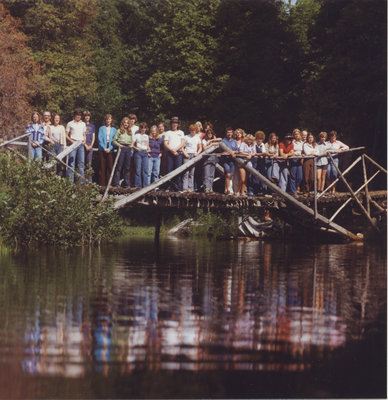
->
[0,153,122,247]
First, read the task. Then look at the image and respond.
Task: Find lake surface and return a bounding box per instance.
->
[0,238,386,398]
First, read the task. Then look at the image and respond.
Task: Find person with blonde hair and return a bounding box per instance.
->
[26,111,45,160]
[232,128,245,193]
[182,124,202,192]
[97,113,117,186]
[133,122,150,188]
[316,131,329,192]
[147,125,164,185]
[250,130,268,195]
[112,117,133,188]
[237,134,256,195]
[50,113,66,176]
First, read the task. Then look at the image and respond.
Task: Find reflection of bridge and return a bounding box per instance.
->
[1,134,387,242]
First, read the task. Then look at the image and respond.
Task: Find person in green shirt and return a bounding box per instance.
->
[112,117,133,188]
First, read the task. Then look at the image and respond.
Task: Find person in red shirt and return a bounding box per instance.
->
[278,134,294,193]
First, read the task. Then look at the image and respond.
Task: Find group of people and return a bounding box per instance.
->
[25,109,350,196]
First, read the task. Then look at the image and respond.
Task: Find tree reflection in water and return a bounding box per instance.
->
[0,239,385,396]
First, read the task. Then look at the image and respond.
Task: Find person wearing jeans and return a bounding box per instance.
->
[147,125,164,185]
[133,122,150,188]
[278,134,294,193]
[201,128,221,192]
[182,124,202,192]
[163,116,185,191]
[66,109,87,183]
[26,111,45,161]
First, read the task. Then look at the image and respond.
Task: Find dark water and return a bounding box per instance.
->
[0,238,386,399]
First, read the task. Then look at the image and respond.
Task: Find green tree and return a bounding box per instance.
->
[20,0,99,119]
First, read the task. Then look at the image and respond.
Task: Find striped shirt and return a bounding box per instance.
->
[26,123,45,144]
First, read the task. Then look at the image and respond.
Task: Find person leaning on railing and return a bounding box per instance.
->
[325,130,349,194]
[302,132,318,196]
[201,128,221,193]
[220,127,238,195]
[316,131,330,193]
[264,132,280,184]
[278,134,294,194]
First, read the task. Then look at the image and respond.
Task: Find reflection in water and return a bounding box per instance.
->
[0,240,385,382]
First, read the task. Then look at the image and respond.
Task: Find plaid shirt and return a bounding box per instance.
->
[26,124,45,144]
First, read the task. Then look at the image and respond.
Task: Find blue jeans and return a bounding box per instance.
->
[51,143,64,176]
[265,159,280,181]
[221,155,235,174]
[326,157,339,181]
[278,160,289,192]
[203,155,217,190]
[148,156,161,185]
[134,150,149,188]
[182,154,196,191]
[67,144,85,183]
[289,159,303,195]
[113,146,132,187]
[166,151,183,191]
[249,157,267,194]
[29,145,42,160]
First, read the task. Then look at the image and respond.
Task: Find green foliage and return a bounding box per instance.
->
[0,153,122,247]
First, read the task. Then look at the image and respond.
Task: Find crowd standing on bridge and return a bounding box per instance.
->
[25,110,350,196]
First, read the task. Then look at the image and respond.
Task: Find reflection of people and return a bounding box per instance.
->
[26,111,45,160]
[66,109,86,183]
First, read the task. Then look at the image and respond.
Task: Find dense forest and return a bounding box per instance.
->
[0,0,386,165]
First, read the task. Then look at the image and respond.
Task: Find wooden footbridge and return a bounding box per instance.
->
[1,133,387,242]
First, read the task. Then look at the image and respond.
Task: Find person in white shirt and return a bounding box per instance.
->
[182,124,202,192]
[290,128,304,195]
[65,109,86,183]
[163,116,185,191]
[50,114,66,176]
[316,131,330,193]
[133,122,150,188]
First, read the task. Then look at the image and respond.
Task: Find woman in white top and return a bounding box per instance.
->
[290,128,304,195]
[237,134,256,196]
[163,116,185,191]
[182,124,202,192]
[316,131,330,193]
[50,114,66,176]
[302,132,318,195]
[133,122,151,188]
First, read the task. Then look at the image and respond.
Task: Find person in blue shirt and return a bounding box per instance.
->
[221,127,238,194]
[26,111,45,160]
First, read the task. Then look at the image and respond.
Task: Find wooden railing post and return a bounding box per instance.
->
[328,153,379,232]
[102,148,121,202]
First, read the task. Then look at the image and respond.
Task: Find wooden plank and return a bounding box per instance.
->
[102,147,121,202]
[317,156,362,199]
[44,141,82,169]
[329,170,380,222]
[364,153,388,174]
[0,132,31,148]
[114,145,218,209]
[362,154,371,216]
[328,153,379,232]
[220,142,360,241]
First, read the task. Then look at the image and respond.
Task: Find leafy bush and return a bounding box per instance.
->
[190,209,240,238]
[0,153,122,247]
